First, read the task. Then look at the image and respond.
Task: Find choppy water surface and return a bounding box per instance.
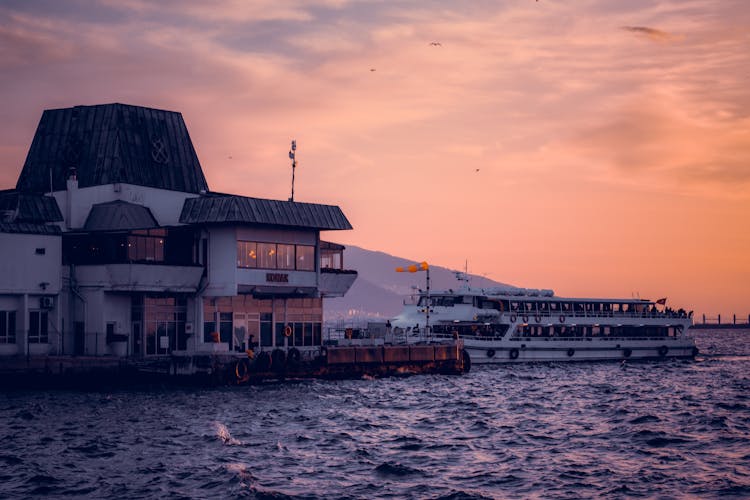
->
[2,330,749,499]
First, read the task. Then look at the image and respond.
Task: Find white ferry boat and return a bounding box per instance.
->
[390,274,697,365]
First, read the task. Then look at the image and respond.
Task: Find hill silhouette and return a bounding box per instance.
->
[324,245,511,320]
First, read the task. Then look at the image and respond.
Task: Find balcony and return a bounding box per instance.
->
[319,268,358,297]
[75,264,204,292]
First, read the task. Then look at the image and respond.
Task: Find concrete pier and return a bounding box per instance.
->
[0,341,468,389]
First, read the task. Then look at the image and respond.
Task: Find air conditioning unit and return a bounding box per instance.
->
[40,296,54,309]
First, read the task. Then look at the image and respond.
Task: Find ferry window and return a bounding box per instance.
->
[237,241,257,268]
[277,244,295,270]
[296,245,315,271]
[28,311,48,344]
[0,311,16,344]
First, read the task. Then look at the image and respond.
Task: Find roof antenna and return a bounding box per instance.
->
[288,139,297,202]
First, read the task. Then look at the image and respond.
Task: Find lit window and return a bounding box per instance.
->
[258,243,277,268]
[277,244,295,270]
[296,245,315,271]
[237,241,258,268]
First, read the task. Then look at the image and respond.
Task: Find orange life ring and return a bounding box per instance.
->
[284,325,293,337]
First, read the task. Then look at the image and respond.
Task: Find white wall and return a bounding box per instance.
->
[0,233,61,294]
[204,227,237,296]
[236,227,316,245]
[52,182,199,229]
[205,226,321,296]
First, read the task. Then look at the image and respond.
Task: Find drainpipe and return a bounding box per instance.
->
[65,168,78,229]
[68,265,87,355]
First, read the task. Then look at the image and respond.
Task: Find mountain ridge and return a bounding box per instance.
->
[324,245,512,320]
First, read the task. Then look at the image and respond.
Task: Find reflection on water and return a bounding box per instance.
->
[1,330,749,499]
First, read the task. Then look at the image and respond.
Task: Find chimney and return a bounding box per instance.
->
[66,167,78,229]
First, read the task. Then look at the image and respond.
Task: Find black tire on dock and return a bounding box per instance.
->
[623,348,632,358]
[509,348,520,360]
[461,349,471,373]
[486,348,496,359]
[287,347,301,367]
[271,349,287,372]
[658,345,668,357]
[254,351,272,372]
[567,348,575,357]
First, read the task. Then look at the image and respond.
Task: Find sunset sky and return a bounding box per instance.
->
[1,0,748,319]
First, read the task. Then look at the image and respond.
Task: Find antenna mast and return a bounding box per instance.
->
[288,139,297,202]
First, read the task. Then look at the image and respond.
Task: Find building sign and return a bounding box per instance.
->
[266,273,289,283]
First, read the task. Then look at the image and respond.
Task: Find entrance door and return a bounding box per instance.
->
[233,313,260,352]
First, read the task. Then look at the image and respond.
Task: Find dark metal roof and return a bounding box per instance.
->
[16,103,209,194]
[179,194,353,230]
[321,240,346,250]
[0,190,63,223]
[0,222,62,235]
[83,200,159,232]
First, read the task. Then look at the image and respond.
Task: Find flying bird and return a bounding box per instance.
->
[370,68,376,72]
[429,42,442,46]
[475,168,480,173]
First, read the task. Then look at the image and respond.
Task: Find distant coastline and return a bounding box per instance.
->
[692,323,750,330]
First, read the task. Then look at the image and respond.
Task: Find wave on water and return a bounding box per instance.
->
[0,330,748,498]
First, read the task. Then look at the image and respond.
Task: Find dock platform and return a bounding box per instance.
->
[0,341,468,389]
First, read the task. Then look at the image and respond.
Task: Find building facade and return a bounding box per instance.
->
[0,103,356,358]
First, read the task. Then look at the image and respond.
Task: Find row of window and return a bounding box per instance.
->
[0,311,16,343]
[237,241,315,271]
[0,310,47,344]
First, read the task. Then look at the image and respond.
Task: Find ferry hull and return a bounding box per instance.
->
[463,338,697,364]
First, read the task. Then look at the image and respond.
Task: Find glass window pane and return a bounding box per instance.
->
[304,322,313,346]
[296,245,315,271]
[9,311,15,343]
[294,322,303,346]
[258,243,277,269]
[277,244,295,270]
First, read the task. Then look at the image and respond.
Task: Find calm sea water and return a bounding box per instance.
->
[1,329,749,499]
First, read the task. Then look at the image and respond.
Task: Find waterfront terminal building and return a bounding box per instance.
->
[0,104,357,359]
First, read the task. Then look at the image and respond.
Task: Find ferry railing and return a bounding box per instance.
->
[504,310,691,320]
